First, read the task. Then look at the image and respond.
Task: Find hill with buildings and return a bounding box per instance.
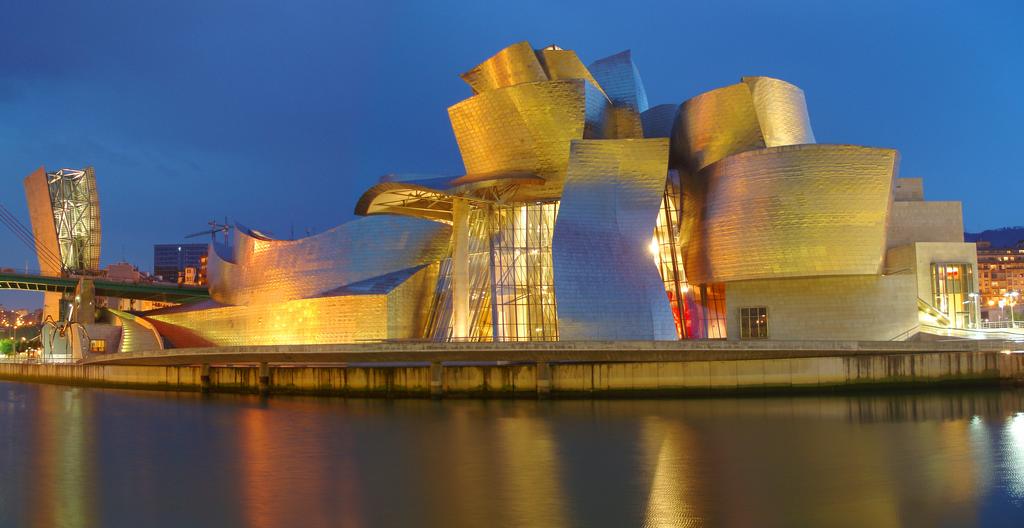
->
[965,227,1024,247]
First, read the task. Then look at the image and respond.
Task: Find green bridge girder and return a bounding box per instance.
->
[0,270,210,304]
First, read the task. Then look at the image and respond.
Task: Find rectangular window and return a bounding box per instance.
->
[89,339,106,353]
[739,307,768,339]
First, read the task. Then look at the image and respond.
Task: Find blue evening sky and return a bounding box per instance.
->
[1,0,1021,308]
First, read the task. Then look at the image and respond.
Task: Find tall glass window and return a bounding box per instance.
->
[424,202,559,342]
[651,187,688,338]
[930,263,976,328]
[490,202,559,341]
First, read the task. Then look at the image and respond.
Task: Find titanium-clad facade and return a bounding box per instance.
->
[207,215,450,306]
[448,79,609,201]
[553,139,676,340]
[132,41,974,346]
[684,144,897,284]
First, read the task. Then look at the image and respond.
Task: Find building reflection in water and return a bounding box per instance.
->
[2,383,1024,526]
[27,386,95,528]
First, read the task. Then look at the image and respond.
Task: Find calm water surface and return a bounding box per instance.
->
[2,382,1024,527]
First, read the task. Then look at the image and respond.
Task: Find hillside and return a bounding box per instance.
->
[965,227,1024,247]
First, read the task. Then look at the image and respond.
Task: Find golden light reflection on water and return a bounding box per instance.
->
[493,410,569,527]
[237,402,365,528]
[3,386,1024,527]
[641,417,701,528]
[29,387,94,528]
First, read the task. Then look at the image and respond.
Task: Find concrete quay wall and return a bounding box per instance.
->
[2,348,1024,397]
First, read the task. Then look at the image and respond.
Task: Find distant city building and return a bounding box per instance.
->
[106,262,142,282]
[153,244,208,284]
[976,241,1024,321]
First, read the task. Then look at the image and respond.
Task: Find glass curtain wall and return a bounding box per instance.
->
[424,207,493,341]
[930,263,977,328]
[652,186,688,338]
[425,202,559,342]
[490,202,559,341]
[650,181,727,339]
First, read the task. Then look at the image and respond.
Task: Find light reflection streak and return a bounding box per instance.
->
[29,387,94,528]
[494,408,570,527]
[1004,412,1024,501]
[641,417,701,528]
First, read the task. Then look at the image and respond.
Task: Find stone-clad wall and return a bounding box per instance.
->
[3,348,1022,397]
[724,274,919,341]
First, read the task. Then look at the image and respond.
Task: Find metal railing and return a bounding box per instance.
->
[978,321,1024,330]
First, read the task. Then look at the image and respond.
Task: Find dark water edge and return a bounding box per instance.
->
[2,382,1024,527]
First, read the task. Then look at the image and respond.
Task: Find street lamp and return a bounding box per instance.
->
[1008,291,1020,327]
[965,292,980,328]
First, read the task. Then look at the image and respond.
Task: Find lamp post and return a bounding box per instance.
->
[1008,291,1020,327]
[965,292,980,328]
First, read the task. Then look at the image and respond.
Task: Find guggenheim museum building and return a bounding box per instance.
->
[38,42,980,352]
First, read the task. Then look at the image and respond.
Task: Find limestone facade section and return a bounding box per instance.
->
[894,177,924,201]
[886,242,979,306]
[22,166,62,276]
[552,138,676,341]
[725,274,918,341]
[886,201,964,249]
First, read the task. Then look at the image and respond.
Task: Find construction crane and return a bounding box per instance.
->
[185,218,231,244]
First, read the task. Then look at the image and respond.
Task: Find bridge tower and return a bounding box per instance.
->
[22,166,101,322]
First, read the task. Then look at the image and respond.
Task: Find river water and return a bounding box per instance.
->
[1,382,1023,527]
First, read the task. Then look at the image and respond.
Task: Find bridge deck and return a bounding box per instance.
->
[0,271,209,303]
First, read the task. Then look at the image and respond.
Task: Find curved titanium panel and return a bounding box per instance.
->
[640,103,678,138]
[587,50,649,112]
[207,215,450,305]
[460,41,548,94]
[448,79,608,200]
[672,82,765,172]
[672,78,816,172]
[535,48,607,98]
[684,144,898,284]
[742,76,815,146]
[148,264,438,346]
[552,138,676,340]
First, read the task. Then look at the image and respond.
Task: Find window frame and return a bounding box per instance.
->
[739,306,769,339]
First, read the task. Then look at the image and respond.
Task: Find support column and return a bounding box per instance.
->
[536,361,551,398]
[73,278,95,325]
[258,362,271,396]
[200,364,212,393]
[430,362,444,398]
[451,198,471,340]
